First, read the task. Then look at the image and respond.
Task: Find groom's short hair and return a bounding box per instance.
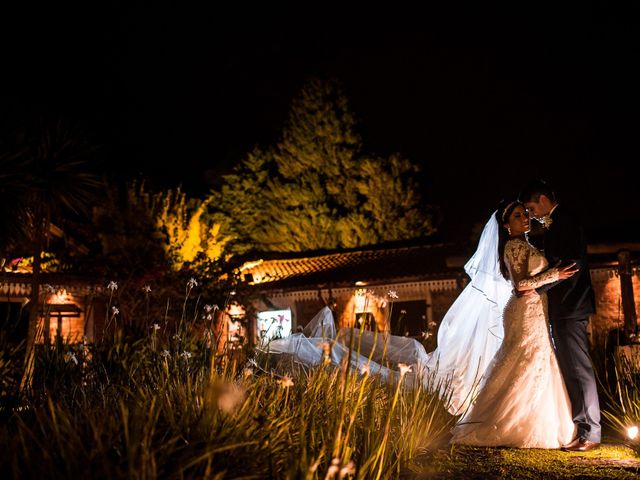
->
[519,179,557,204]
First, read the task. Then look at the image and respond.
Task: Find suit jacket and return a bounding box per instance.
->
[539,205,596,321]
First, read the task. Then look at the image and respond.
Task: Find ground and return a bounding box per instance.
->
[403,443,640,479]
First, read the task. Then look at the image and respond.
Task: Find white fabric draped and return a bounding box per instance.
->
[261,306,429,383]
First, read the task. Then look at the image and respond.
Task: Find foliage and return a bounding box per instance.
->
[90,182,229,276]
[0,119,102,261]
[0,118,102,390]
[211,78,435,255]
[602,346,640,457]
[0,282,455,480]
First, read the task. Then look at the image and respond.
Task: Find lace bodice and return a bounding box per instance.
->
[504,238,559,290]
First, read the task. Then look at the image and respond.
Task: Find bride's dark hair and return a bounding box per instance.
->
[496,200,523,281]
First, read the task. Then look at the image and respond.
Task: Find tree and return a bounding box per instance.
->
[211,78,434,254]
[0,119,101,390]
[91,183,229,275]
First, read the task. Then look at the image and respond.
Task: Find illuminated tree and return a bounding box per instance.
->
[212,79,434,253]
[93,183,229,272]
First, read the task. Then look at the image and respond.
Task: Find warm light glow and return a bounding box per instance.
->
[343,288,389,331]
[50,289,69,304]
[227,303,245,318]
[354,288,369,313]
[355,281,366,286]
[628,425,639,440]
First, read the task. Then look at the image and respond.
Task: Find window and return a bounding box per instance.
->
[257,309,292,342]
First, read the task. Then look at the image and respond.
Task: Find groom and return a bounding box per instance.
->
[519,179,600,452]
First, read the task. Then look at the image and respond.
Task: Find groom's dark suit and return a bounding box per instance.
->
[540,205,601,443]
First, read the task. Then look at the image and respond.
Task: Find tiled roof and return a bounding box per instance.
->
[238,243,466,290]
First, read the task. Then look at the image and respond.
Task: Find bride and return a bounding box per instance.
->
[449,201,576,448]
[260,201,577,448]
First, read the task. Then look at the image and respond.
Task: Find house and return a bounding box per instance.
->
[237,242,469,343]
[237,240,640,350]
[0,272,104,344]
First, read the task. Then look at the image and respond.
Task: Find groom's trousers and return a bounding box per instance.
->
[551,318,601,443]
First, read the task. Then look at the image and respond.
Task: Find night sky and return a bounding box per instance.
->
[3,7,639,242]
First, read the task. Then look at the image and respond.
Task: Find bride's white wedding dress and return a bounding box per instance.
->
[450,237,575,448]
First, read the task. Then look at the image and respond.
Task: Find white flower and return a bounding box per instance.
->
[326,458,340,479]
[151,323,160,331]
[181,351,192,359]
[400,309,407,315]
[187,278,198,288]
[142,285,152,293]
[421,331,430,340]
[398,363,412,376]
[173,334,181,341]
[44,284,55,293]
[161,350,171,358]
[64,352,78,365]
[278,375,294,388]
[428,321,438,329]
[387,290,398,299]
[204,304,213,312]
[111,306,119,315]
[107,281,118,291]
[339,460,356,478]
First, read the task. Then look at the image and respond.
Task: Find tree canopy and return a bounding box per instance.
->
[211,79,435,254]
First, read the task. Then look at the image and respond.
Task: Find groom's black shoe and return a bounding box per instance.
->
[561,437,600,452]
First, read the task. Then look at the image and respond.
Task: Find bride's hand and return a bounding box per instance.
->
[558,262,579,280]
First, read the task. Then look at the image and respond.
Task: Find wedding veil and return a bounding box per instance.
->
[423,211,512,413]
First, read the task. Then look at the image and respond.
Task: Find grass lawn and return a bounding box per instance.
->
[404,443,640,479]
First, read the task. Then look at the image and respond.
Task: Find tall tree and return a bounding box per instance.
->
[211,79,434,254]
[0,120,101,390]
